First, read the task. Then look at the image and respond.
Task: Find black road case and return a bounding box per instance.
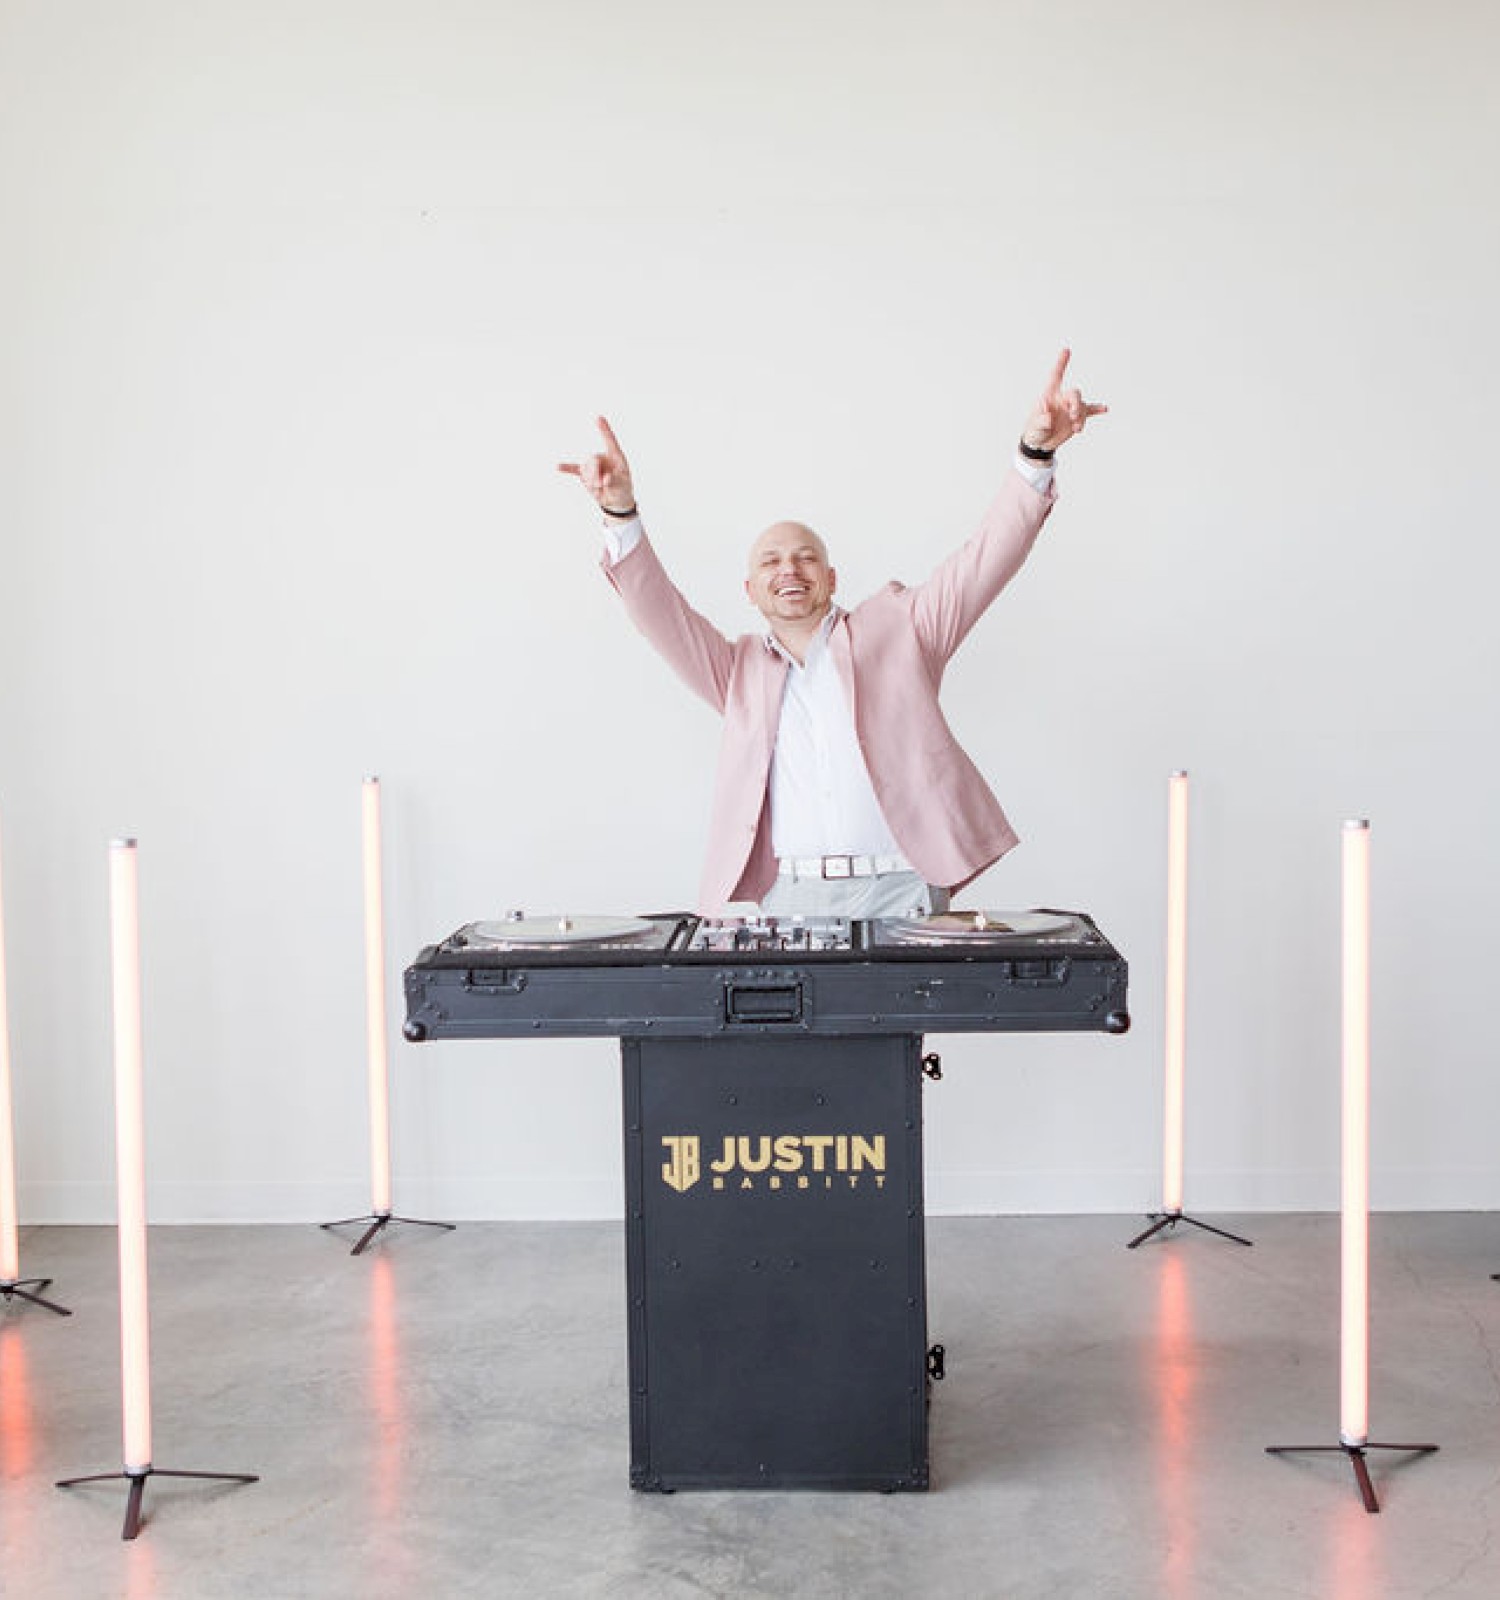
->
[404,910,1128,1492]
[623,1034,928,1491]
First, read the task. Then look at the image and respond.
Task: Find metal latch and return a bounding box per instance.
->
[1013,959,1068,987]
[462,970,527,995]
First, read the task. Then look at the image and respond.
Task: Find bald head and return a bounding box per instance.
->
[747,521,829,571]
[744,521,837,637]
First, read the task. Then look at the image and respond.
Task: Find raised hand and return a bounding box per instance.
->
[1022,349,1108,454]
[558,416,637,514]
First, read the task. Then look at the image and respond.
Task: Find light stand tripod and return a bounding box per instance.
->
[1128,773,1254,1253]
[57,1464,260,1542]
[321,779,453,1258]
[321,1208,454,1257]
[56,840,257,1540]
[1266,823,1436,1512]
[1127,1209,1253,1250]
[1,1276,72,1316]
[1264,1438,1438,1515]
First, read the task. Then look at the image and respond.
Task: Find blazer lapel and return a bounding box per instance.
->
[829,612,857,724]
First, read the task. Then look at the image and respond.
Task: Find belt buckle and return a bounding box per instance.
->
[822,854,853,879]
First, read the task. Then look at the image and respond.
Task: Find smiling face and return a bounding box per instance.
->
[745,521,837,629]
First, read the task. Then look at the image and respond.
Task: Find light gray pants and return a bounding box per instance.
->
[759,869,950,920]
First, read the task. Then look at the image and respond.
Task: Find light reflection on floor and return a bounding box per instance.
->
[366,1251,414,1582]
[0,1320,38,1479]
[1150,1248,1196,1600]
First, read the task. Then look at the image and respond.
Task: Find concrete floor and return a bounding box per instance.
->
[2,1213,1498,1599]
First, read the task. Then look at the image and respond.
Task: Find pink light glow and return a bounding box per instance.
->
[109,838,153,1474]
[362,779,393,1217]
[1340,820,1371,1448]
[1152,1251,1196,1600]
[1161,771,1189,1214]
[367,1254,407,1527]
[0,811,19,1282]
[123,1534,160,1600]
[0,1323,38,1475]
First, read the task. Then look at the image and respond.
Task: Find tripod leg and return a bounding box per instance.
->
[151,1468,260,1483]
[122,1474,147,1540]
[1178,1215,1254,1248]
[1347,1448,1380,1514]
[350,1215,390,1256]
[1126,1214,1177,1249]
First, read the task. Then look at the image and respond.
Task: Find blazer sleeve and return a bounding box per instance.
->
[906,468,1057,667]
[601,531,736,714]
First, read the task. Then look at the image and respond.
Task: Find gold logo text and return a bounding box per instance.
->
[659,1133,888,1192]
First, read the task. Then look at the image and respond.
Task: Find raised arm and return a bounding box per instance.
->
[557,415,638,516]
[561,416,738,712]
[910,350,1107,660]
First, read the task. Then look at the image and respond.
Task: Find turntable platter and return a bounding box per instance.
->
[879,909,1081,945]
[466,914,657,949]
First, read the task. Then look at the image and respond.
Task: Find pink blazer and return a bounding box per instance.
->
[604,470,1057,912]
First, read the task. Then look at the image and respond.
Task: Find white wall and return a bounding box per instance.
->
[2,0,1497,1222]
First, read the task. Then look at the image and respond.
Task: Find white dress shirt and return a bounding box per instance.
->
[763,608,902,859]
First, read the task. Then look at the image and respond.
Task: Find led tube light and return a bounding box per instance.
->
[0,811,19,1283]
[363,778,393,1218]
[1161,770,1189,1215]
[1340,819,1371,1449]
[109,838,153,1475]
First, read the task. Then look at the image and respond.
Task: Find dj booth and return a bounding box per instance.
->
[404,909,1128,1492]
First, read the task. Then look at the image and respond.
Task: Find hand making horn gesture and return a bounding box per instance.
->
[1021,348,1108,455]
[558,416,638,516]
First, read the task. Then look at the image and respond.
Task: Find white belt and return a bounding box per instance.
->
[777,853,912,881]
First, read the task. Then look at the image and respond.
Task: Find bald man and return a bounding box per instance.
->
[559,352,1106,917]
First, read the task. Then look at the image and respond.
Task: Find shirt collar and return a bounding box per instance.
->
[764,605,843,664]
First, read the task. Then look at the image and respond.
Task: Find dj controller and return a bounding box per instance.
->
[403,908,1130,1041]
